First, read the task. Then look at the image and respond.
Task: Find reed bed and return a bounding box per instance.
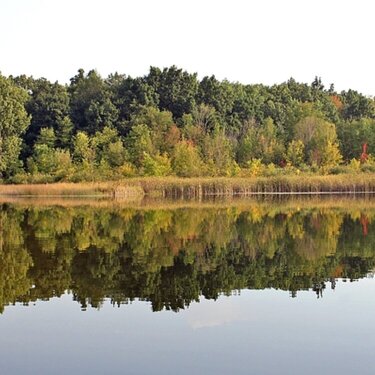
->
[0,181,144,197]
[117,174,375,198]
[1,174,375,198]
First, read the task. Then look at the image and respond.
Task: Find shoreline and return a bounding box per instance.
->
[2,174,375,198]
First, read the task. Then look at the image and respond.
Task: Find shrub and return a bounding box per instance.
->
[348,158,361,173]
[143,153,172,177]
[118,162,137,177]
[172,141,204,177]
[246,159,264,177]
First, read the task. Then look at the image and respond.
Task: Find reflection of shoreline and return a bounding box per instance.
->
[2,194,375,210]
[1,201,375,313]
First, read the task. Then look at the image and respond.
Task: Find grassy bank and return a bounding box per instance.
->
[2,174,375,197]
[0,181,144,198]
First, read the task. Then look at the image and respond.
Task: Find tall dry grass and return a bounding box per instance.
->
[119,174,375,197]
[0,181,144,197]
[2,174,375,198]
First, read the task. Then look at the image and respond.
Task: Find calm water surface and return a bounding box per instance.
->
[1,197,375,374]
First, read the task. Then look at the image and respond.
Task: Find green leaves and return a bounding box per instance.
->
[172,141,203,177]
[147,65,199,118]
[294,115,342,169]
[1,67,375,181]
[0,75,30,178]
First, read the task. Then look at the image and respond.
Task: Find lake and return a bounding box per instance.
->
[1,196,375,374]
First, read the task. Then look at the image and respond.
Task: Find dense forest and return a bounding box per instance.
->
[1,202,374,312]
[1,66,375,183]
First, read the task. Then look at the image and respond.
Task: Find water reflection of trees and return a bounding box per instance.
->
[1,203,375,313]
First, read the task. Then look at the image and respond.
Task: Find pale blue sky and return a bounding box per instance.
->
[1,0,374,95]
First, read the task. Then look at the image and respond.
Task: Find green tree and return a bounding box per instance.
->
[236,119,259,166]
[27,128,73,179]
[256,117,285,164]
[129,106,176,154]
[69,69,118,134]
[294,116,342,167]
[71,131,96,180]
[72,131,95,163]
[172,141,204,177]
[319,140,342,172]
[53,149,74,180]
[92,126,126,167]
[108,73,158,127]
[29,144,56,175]
[0,75,30,179]
[35,127,56,148]
[236,118,284,166]
[146,66,198,118]
[56,116,74,149]
[20,78,70,153]
[126,124,154,168]
[202,128,238,176]
[285,140,305,167]
[192,104,219,132]
[143,153,172,176]
[198,75,235,122]
[337,118,375,161]
[341,89,375,120]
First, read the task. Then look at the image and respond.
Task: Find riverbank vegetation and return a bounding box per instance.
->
[1,67,375,185]
[2,174,375,197]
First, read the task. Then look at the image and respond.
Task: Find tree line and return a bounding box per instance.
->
[1,67,375,182]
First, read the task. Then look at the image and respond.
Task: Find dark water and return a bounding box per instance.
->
[1,197,375,374]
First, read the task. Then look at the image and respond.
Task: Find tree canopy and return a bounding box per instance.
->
[0,68,374,182]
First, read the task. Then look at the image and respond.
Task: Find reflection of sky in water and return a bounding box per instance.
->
[184,295,249,329]
[1,201,375,374]
[1,279,375,375]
